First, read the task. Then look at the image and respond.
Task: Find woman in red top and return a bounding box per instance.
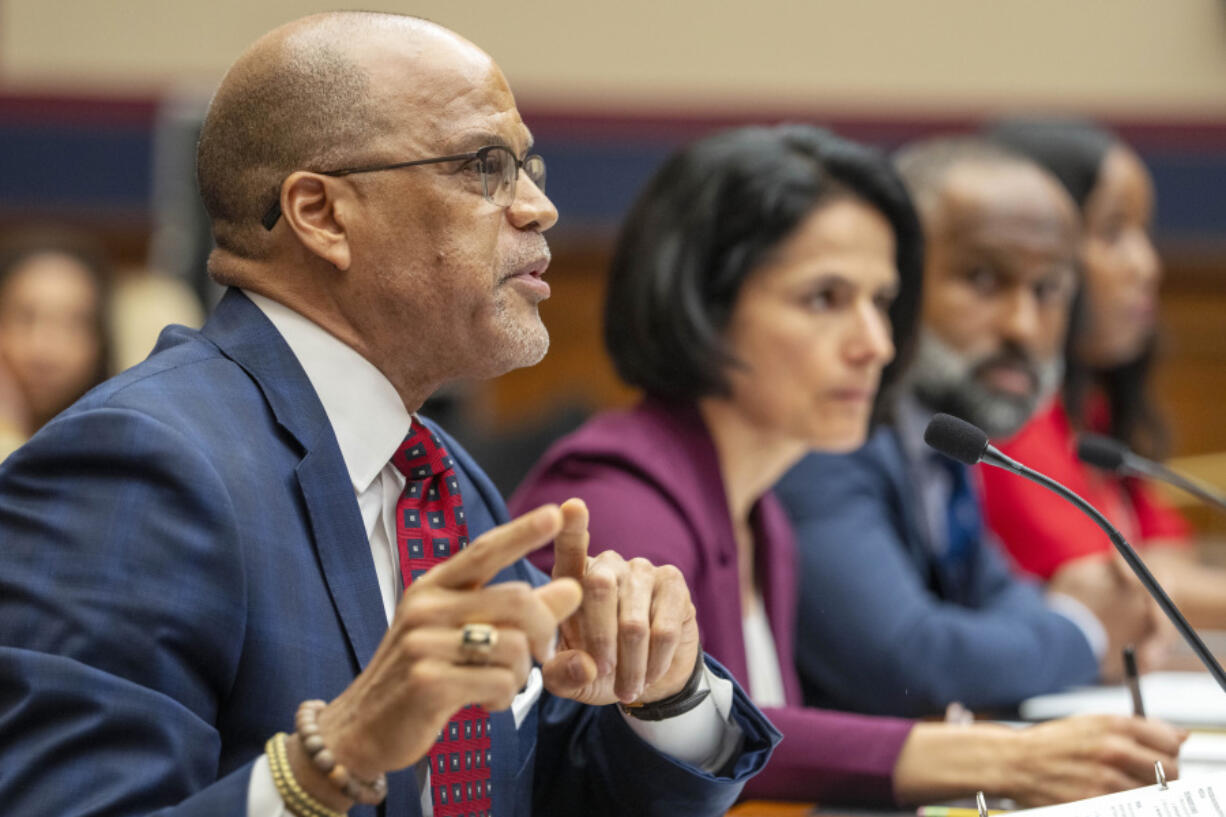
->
[979,120,1226,627]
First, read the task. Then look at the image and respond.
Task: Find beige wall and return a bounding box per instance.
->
[3,0,1225,116]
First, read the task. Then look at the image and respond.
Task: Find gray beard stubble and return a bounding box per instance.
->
[907,328,1063,439]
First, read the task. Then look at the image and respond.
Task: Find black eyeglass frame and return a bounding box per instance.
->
[260,145,546,230]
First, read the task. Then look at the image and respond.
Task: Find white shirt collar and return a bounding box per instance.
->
[244,290,411,494]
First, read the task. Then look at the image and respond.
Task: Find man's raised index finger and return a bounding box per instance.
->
[552,498,591,580]
[417,504,563,590]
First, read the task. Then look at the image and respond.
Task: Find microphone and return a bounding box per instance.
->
[924,412,1226,694]
[1077,432,1226,515]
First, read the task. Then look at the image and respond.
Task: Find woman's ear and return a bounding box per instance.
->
[279,172,353,271]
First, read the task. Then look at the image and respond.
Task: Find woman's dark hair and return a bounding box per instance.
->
[987,119,1115,208]
[604,124,924,424]
[0,228,113,391]
[986,118,1167,457]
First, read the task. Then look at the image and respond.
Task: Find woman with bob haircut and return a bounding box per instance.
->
[981,119,1226,628]
[512,124,1184,806]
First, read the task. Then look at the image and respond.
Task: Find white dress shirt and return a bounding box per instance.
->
[742,593,787,708]
[242,292,740,817]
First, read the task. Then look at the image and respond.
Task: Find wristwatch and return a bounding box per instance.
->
[619,648,710,722]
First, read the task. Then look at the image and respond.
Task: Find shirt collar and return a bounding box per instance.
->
[245,290,411,493]
[895,390,936,469]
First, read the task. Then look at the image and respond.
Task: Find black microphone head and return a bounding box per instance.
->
[923,413,990,466]
[1076,433,1129,472]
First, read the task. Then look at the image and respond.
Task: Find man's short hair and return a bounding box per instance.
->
[604,124,924,423]
[195,13,404,263]
[892,135,1032,220]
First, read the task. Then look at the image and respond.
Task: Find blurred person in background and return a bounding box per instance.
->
[774,137,1161,719]
[514,125,1184,807]
[107,264,205,373]
[0,353,27,458]
[981,119,1226,629]
[0,230,110,458]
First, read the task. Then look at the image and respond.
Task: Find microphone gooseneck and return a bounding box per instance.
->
[1076,432,1226,516]
[925,413,1226,695]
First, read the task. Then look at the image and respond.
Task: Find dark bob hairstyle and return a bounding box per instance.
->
[986,118,1167,457]
[604,123,924,422]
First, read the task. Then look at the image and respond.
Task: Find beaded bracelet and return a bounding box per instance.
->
[265,732,346,817]
[295,700,388,806]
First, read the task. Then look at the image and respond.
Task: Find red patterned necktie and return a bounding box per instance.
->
[392,421,492,817]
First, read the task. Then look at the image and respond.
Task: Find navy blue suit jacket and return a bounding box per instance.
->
[775,426,1099,718]
[0,289,776,816]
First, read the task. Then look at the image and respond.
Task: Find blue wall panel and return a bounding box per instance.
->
[0,125,152,211]
[0,117,1223,246]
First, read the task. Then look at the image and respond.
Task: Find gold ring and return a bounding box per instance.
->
[459,623,498,665]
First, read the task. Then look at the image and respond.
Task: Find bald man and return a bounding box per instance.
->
[775,138,1158,718]
[0,13,777,817]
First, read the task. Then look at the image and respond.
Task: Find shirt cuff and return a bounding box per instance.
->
[247,753,291,817]
[1047,591,1108,661]
[620,660,744,772]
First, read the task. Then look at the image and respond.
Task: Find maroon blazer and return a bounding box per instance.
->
[511,398,915,804]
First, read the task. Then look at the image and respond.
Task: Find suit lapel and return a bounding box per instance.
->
[205,290,415,815]
[296,449,419,813]
[295,451,389,669]
[878,428,954,597]
[202,289,387,670]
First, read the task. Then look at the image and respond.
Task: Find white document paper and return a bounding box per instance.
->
[1184,733,1226,779]
[1020,673,1226,728]
[1009,771,1226,817]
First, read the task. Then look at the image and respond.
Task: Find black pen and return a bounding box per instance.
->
[1124,644,1146,717]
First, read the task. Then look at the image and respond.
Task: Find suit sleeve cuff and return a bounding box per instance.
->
[619,661,743,772]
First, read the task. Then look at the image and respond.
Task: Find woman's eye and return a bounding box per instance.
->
[805,289,838,310]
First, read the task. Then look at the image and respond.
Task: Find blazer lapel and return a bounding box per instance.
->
[754,496,804,706]
[296,450,416,817]
[202,290,441,817]
[878,428,949,596]
[202,289,387,671]
[295,451,389,669]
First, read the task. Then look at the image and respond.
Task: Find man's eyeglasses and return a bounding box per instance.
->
[261,145,547,230]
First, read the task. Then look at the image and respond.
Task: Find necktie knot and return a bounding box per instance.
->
[931,452,969,489]
[392,421,455,481]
